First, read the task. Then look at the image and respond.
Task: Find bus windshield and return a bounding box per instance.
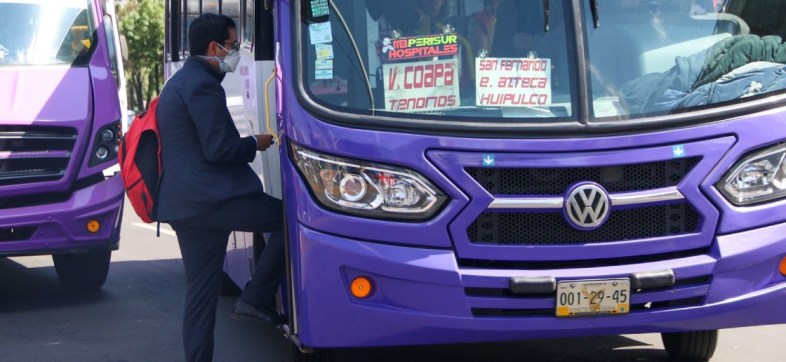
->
[0,0,95,67]
[299,0,786,122]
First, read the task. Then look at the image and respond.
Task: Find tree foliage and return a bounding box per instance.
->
[117,0,164,111]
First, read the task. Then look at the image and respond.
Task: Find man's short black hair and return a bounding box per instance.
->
[188,13,236,56]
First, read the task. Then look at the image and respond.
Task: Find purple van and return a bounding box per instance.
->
[0,0,126,290]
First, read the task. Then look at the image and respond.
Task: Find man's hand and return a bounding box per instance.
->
[254,134,275,151]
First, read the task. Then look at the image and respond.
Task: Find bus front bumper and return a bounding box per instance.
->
[0,175,124,257]
[292,222,786,348]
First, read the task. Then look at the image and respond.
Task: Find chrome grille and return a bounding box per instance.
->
[0,126,76,186]
[466,158,700,195]
[465,157,702,246]
[448,150,715,318]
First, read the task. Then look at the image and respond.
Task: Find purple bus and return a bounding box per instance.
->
[0,0,126,291]
[166,0,786,360]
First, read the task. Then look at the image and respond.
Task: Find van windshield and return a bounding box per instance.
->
[298,0,786,122]
[0,0,95,67]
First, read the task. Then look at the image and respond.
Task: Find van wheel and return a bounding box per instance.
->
[291,344,334,362]
[661,330,718,361]
[52,250,111,291]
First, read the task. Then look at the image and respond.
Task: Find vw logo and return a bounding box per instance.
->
[564,182,610,230]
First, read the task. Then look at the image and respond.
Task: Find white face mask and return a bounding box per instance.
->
[202,43,241,73]
[219,48,241,73]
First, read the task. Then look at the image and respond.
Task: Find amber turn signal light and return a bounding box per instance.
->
[350,276,373,299]
[87,219,101,233]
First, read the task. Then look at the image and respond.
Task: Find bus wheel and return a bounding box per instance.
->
[661,329,718,361]
[291,344,334,362]
[52,249,111,291]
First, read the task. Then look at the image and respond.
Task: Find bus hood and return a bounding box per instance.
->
[0,67,91,124]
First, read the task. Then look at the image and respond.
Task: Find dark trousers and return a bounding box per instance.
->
[169,193,285,362]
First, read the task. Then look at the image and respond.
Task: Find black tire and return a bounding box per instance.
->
[52,249,111,291]
[218,270,242,296]
[661,329,718,361]
[291,344,334,362]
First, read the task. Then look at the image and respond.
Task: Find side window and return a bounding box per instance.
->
[166,0,187,61]
[184,0,199,54]
[222,0,242,40]
[59,10,93,62]
[202,0,218,13]
[244,0,254,45]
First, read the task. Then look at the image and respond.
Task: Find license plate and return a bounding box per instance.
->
[556,279,630,317]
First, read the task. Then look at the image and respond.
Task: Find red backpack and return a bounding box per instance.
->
[118,97,162,224]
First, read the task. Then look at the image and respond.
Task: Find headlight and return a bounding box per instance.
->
[88,120,123,167]
[717,143,786,206]
[290,143,447,220]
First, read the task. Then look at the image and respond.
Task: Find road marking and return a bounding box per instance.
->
[131,222,177,237]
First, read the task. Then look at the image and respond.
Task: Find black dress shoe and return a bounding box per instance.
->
[232,299,286,325]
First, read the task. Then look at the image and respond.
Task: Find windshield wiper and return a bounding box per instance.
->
[543,0,550,32]
[590,0,600,28]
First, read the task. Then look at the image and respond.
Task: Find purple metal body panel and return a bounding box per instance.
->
[273,1,786,349]
[289,223,786,347]
[78,12,125,180]
[429,137,730,262]
[0,4,124,256]
[0,175,124,256]
[0,68,93,198]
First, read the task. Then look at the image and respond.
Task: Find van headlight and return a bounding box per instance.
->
[88,120,122,167]
[290,143,447,220]
[717,143,786,206]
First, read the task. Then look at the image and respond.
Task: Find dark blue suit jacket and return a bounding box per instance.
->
[155,57,262,221]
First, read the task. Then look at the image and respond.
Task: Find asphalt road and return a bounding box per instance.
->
[1,199,784,362]
[0,199,285,362]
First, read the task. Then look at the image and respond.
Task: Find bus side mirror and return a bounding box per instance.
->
[119,34,129,63]
[302,0,330,23]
